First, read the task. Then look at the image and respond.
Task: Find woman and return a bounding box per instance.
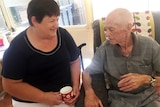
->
[2,0,81,107]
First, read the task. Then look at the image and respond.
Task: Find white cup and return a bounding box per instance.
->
[60,86,73,100]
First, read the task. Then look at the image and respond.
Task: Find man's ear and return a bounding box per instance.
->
[128,23,133,31]
[31,16,38,27]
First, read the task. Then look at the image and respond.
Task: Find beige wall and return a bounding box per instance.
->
[67,27,94,60]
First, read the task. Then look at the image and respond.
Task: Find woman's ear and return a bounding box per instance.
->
[31,16,37,27]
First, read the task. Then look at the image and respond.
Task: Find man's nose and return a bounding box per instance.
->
[104,31,109,37]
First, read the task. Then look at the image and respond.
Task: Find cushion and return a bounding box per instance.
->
[132,11,154,38]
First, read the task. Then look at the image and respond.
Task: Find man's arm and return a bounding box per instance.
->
[82,71,103,107]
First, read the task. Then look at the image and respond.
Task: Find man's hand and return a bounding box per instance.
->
[84,91,103,107]
[118,73,151,92]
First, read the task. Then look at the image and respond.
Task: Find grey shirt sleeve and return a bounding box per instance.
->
[85,42,107,75]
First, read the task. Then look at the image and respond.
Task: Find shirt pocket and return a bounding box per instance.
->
[137,64,152,75]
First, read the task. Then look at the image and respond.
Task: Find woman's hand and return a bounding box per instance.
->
[43,92,63,105]
[63,86,80,106]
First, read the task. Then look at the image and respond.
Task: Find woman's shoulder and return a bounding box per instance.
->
[58,27,67,33]
[11,30,27,43]
[9,30,27,51]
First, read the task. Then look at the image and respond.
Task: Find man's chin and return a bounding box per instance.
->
[109,41,116,45]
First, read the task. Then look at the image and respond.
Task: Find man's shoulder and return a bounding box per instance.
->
[101,39,110,46]
[134,34,156,45]
[135,34,153,41]
[98,40,112,50]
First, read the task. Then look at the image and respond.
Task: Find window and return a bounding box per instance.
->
[55,0,86,26]
[8,5,28,28]
[92,0,160,20]
[2,0,86,32]
[2,0,30,31]
[0,6,8,34]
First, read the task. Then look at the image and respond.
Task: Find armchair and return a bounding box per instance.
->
[75,10,160,107]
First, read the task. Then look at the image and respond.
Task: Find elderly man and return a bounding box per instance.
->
[82,8,160,107]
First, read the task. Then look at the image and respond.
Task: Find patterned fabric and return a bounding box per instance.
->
[132,11,154,38]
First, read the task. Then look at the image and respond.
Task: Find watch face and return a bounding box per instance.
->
[151,77,157,87]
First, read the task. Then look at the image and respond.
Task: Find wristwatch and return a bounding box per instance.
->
[150,76,157,87]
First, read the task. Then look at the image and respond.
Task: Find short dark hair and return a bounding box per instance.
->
[27,0,60,26]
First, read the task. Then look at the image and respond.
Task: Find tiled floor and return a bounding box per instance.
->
[0,93,13,107]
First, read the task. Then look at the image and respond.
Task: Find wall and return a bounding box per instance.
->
[67,27,94,60]
[92,0,160,20]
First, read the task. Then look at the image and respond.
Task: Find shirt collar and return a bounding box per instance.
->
[113,32,141,57]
